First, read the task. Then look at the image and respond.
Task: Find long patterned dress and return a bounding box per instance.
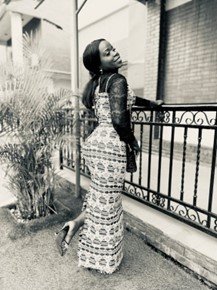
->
[78,73,136,274]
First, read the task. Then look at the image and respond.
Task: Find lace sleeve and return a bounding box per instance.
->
[135,96,161,108]
[108,74,136,144]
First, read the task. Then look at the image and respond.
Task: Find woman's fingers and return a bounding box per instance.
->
[156,100,164,106]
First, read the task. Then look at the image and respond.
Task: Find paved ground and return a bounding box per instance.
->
[0,144,214,289]
[0,202,213,290]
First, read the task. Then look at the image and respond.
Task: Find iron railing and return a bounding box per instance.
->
[59,104,217,238]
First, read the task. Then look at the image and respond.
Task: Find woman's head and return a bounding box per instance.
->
[83,39,122,76]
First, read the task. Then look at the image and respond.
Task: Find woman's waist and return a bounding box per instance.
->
[98,121,113,126]
[96,114,112,125]
[82,123,121,143]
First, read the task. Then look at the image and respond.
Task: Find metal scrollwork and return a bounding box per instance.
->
[209,117,217,126]
[162,110,171,123]
[174,111,216,126]
[214,218,217,232]
[124,184,147,200]
[169,203,207,226]
[155,111,165,123]
[131,110,151,123]
[132,108,216,127]
[151,193,165,208]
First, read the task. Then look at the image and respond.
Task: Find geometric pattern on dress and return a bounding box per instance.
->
[78,84,135,274]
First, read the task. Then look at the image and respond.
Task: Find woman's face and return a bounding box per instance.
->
[99,40,122,72]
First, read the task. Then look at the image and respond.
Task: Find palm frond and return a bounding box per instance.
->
[0,30,80,219]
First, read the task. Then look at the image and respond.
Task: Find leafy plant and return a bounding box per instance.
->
[0,32,75,219]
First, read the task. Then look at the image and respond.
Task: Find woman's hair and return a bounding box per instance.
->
[82,38,105,109]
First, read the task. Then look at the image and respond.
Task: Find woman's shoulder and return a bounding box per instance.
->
[106,73,128,91]
[109,73,127,82]
[99,73,127,92]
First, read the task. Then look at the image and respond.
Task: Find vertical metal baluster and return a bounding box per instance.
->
[59,111,64,170]
[139,124,143,185]
[167,111,175,210]
[66,109,69,133]
[157,124,163,205]
[72,110,76,170]
[81,114,85,173]
[70,113,74,169]
[67,144,70,166]
[69,150,72,169]
[207,112,217,228]
[193,128,202,206]
[130,122,135,183]
[63,147,66,167]
[147,111,153,201]
[59,147,63,169]
[62,111,66,134]
[180,127,188,201]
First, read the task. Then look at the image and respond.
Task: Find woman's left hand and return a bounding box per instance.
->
[151,100,164,107]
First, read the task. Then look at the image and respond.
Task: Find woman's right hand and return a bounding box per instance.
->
[129,139,140,156]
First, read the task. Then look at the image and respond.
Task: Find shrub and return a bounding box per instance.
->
[0,32,75,219]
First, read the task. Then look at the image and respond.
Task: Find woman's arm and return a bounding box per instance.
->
[135,96,164,107]
[108,74,139,153]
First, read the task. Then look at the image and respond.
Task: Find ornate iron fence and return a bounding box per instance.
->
[59,104,217,238]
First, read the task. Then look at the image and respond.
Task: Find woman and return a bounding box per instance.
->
[56,39,162,274]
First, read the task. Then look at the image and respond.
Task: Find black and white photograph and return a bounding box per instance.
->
[0,0,216,289]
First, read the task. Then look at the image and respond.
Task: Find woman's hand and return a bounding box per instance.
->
[155,100,164,106]
[129,139,140,156]
[150,100,164,108]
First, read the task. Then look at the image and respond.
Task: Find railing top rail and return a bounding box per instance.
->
[132,103,217,112]
[60,104,217,114]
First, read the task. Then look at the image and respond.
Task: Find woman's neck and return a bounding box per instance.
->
[102,68,118,75]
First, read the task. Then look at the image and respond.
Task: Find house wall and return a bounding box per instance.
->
[79,0,148,96]
[39,19,71,90]
[164,0,217,104]
[144,0,217,104]
[144,0,216,147]
[79,5,129,91]
[3,0,147,95]
[41,21,71,73]
[37,0,132,91]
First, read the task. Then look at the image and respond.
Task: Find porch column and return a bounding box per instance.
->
[10,12,23,66]
[143,0,161,101]
[70,0,80,197]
